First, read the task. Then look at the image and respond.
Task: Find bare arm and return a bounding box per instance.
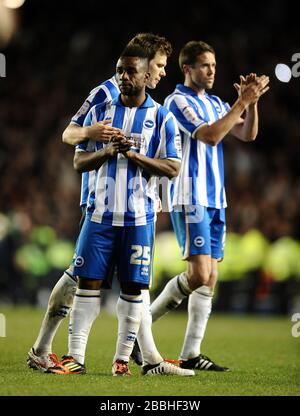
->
[194,75,269,146]
[194,99,247,146]
[230,103,258,142]
[230,74,269,142]
[124,151,181,179]
[73,135,131,173]
[63,120,122,146]
[74,147,114,173]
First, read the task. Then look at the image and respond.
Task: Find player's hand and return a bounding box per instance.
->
[255,75,270,99]
[109,134,132,154]
[245,73,257,85]
[234,73,259,89]
[86,120,122,142]
[104,140,121,157]
[235,74,269,104]
[234,75,245,96]
[122,150,136,159]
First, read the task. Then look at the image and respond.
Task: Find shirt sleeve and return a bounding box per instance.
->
[167,94,207,138]
[158,110,182,161]
[211,95,231,116]
[71,87,108,126]
[223,100,231,113]
[75,106,98,152]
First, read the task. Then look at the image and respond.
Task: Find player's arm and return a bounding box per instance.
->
[123,112,181,179]
[230,74,269,142]
[74,143,119,173]
[72,105,116,171]
[62,120,121,146]
[229,104,258,142]
[74,129,131,173]
[194,76,269,146]
[124,152,181,179]
[62,86,121,146]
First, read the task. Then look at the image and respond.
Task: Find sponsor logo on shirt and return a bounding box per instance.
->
[126,134,145,152]
[75,100,91,117]
[183,105,198,122]
[174,134,182,153]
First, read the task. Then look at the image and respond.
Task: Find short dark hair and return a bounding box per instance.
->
[179,41,215,73]
[120,44,149,61]
[128,33,172,61]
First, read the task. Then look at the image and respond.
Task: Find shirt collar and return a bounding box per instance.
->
[112,93,155,108]
[176,83,206,97]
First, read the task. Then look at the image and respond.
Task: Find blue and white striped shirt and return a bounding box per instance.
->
[164,84,230,209]
[71,76,119,207]
[77,94,181,227]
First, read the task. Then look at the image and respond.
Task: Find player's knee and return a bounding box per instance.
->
[78,277,102,290]
[120,282,142,296]
[208,268,218,287]
[188,270,210,289]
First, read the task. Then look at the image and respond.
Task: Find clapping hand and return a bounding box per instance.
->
[234,73,270,105]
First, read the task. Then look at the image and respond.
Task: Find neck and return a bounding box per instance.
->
[120,93,147,108]
[184,80,205,96]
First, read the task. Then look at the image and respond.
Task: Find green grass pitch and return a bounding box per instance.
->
[0,306,299,396]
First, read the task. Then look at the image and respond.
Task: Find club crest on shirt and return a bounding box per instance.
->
[143,119,155,129]
[193,236,205,247]
[74,256,85,267]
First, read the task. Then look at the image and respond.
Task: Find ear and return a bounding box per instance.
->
[182,64,191,76]
[145,71,151,82]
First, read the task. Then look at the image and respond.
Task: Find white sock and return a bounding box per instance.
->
[68,288,101,364]
[33,271,78,355]
[180,286,213,360]
[137,290,163,365]
[113,293,143,363]
[151,273,192,322]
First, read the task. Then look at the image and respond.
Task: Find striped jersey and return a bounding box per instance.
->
[76,94,182,227]
[71,76,119,207]
[164,84,230,209]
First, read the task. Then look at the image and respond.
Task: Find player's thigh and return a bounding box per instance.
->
[117,223,154,288]
[73,217,116,280]
[67,206,88,276]
[173,205,212,259]
[210,208,226,261]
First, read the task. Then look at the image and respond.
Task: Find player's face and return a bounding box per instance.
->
[188,52,216,90]
[116,57,150,96]
[147,52,167,89]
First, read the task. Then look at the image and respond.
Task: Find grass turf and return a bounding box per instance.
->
[0,306,299,396]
